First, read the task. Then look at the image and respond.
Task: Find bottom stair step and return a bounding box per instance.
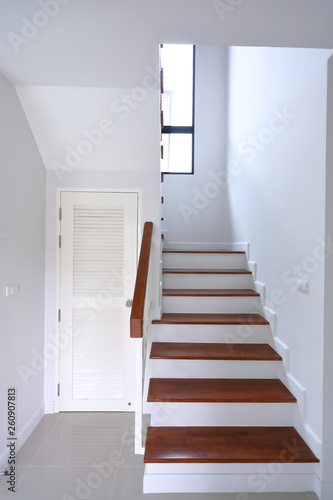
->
[144,426,319,464]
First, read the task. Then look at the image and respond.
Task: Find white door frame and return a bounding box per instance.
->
[53,188,142,413]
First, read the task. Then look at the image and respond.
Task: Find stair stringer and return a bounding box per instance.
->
[252,260,323,462]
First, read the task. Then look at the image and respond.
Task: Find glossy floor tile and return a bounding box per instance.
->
[0,412,319,500]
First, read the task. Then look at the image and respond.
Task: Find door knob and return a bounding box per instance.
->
[126,299,133,307]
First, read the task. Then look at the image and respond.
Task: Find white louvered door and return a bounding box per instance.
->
[58,192,138,411]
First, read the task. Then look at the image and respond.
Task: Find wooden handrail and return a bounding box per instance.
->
[130,222,153,338]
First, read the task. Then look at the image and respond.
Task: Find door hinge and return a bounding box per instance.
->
[58,235,61,248]
[58,309,61,322]
[59,207,62,221]
[57,383,60,397]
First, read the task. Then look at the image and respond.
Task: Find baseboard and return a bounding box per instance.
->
[293,414,322,461]
[0,403,44,469]
[274,337,290,372]
[247,246,322,464]
[316,478,333,500]
[18,403,44,450]
[248,260,257,280]
[263,305,277,336]
[255,281,266,305]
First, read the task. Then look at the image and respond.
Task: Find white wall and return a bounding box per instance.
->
[322,54,333,500]
[15,85,161,409]
[227,46,332,443]
[16,85,160,174]
[162,45,230,248]
[0,73,46,465]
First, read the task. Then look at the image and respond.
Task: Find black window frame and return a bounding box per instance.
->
[161,44,196,175]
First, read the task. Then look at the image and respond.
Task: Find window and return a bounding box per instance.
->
[160,44,195,174]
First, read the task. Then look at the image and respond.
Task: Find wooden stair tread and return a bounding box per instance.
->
[144,426,319,463]
[147,378,296,403]
[150,342,282,361]
[162,268,251,274]
[152,313,269,325]
[163,250,245,254]
[163,288,259,297]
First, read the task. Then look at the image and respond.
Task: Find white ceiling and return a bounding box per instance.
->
[2,0,333,175]
[0,0,163,87]
[1,0,333,87]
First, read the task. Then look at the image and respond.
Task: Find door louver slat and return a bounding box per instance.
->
[73,205,125,297]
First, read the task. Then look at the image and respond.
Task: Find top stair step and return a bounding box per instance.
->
[163,288,259,297]
[162,250,248,271]
[163,250,246,254]
[163,268,251,274]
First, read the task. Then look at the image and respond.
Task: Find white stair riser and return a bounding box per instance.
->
[146,402,294,427]
[153,324,271,343]
[151,359,280,379]
[163,295,263,314]
[163,273,254,289]
[163,252,248,270]
[143,470,316,494]
[145,462,317,475]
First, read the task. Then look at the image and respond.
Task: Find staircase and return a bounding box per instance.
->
[143,249,319,494]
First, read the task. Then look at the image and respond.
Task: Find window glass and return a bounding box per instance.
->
[161,44,194,127]
[161,133,193,174]
[160,44,195,174]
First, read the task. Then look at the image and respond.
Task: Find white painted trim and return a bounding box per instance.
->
[244,245,321,464]
[274,337,290,373]
[248,260,257,280]
[144,469,316,494]
[314,474,321,500]
[55,188,142,413]
[293,417,322,461]
[142,323,154,414]
[255,280,266,305]
[263,305,277,336]
[302,423,323,458]
[18,403,44,449]
[134,338,144,455]
[145,462,317,474]
[287,372,307,419]
[317,478,333,500]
